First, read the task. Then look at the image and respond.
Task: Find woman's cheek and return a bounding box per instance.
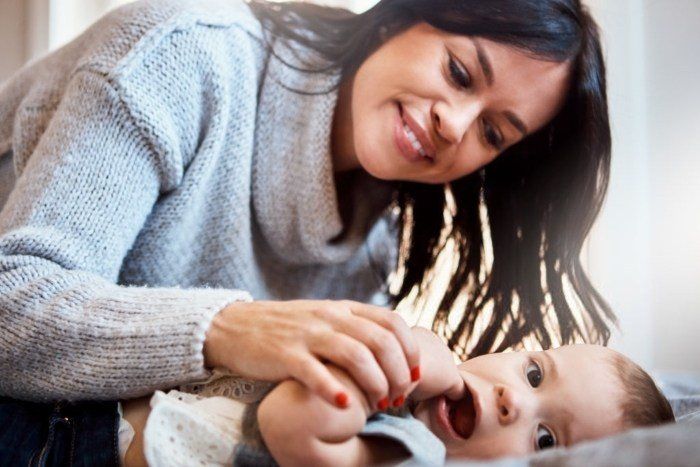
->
[353,105,399,180]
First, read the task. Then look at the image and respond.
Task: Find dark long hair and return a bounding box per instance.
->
[247,0,614,358]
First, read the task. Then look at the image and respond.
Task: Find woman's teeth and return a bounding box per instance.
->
[403,123,428,158]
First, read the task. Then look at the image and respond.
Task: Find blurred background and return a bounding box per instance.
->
[1,0,698,374]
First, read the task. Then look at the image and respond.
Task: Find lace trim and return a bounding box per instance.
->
[179,368,273,403]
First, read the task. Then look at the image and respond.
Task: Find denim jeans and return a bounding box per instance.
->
[0,397,119,467]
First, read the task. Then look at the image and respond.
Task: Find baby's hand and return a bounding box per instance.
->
[409,327,465,403]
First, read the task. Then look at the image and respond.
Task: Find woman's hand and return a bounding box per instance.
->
[408,327,465,403]
[203,299,420,410]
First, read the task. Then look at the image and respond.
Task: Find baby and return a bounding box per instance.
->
[121,327,674,466]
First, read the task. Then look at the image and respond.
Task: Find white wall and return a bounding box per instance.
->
[585,0,654,367]
[644,1,700,372]
[587,0,700,373]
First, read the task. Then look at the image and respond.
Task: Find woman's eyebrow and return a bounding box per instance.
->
[472,38,494,85]
[505,111,528,137]
[472,38,529,137]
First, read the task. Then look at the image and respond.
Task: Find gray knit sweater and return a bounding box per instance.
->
[0,0,397,402]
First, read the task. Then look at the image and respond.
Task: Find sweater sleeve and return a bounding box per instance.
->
[0,69,250,402]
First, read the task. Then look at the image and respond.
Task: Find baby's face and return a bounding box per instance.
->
[413,344,626,459]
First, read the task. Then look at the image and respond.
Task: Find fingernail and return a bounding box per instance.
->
[411,366,421,382]
[393,395,405,407]
[377,397,390,411]
[335,392,349,408]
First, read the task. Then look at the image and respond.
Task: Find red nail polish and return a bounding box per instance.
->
[393,395,405,407]
[335,392,349,408]
[378,397,389,411]
[411,366,421,382]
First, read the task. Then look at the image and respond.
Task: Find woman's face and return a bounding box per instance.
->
[332,23,571,183]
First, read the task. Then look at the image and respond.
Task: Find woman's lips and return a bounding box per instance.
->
[401,104,437,159]
[394,103,433,164]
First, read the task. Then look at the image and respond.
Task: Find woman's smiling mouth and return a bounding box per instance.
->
[394,103,436,164]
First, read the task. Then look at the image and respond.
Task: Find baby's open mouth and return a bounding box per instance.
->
[447,386,477,439]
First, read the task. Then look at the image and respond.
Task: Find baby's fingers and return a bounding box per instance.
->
[288,354,352,409]
[445,371,467,401]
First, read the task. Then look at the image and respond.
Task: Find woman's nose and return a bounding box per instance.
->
[431,99,482,146]
[495,384,522,426]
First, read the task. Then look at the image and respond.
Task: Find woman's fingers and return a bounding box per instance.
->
[311,333,390,410]
[343,301,421,381]
[207,299,421,411]
[334,315,412,406]
[288,353,352,409]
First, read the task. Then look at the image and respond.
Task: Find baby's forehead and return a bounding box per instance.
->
[546,346,627,439]
[549,344,619,367]
[546,344,621,380]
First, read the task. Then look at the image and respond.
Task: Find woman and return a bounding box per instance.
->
[0,0,612,464]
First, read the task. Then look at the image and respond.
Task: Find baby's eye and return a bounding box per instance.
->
[526,360,543,387]
[535,424,557,451]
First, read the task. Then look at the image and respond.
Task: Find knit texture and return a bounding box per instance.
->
[0,0,397,401]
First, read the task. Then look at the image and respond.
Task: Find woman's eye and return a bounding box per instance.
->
[482,119,503,149]
[448,56,471,89]
[526,360,543,387]
[535,425,557,451]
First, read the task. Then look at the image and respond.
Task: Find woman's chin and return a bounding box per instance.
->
[354,152,399,181]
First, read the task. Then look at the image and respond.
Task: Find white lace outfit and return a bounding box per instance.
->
[118,369,272,466]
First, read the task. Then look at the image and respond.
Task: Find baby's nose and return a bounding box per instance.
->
[495,385,520,426]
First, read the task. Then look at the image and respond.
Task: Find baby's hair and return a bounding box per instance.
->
[611,352,675,427]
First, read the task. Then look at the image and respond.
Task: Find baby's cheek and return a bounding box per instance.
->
[446,432,531,460]
[412,401,431,428]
